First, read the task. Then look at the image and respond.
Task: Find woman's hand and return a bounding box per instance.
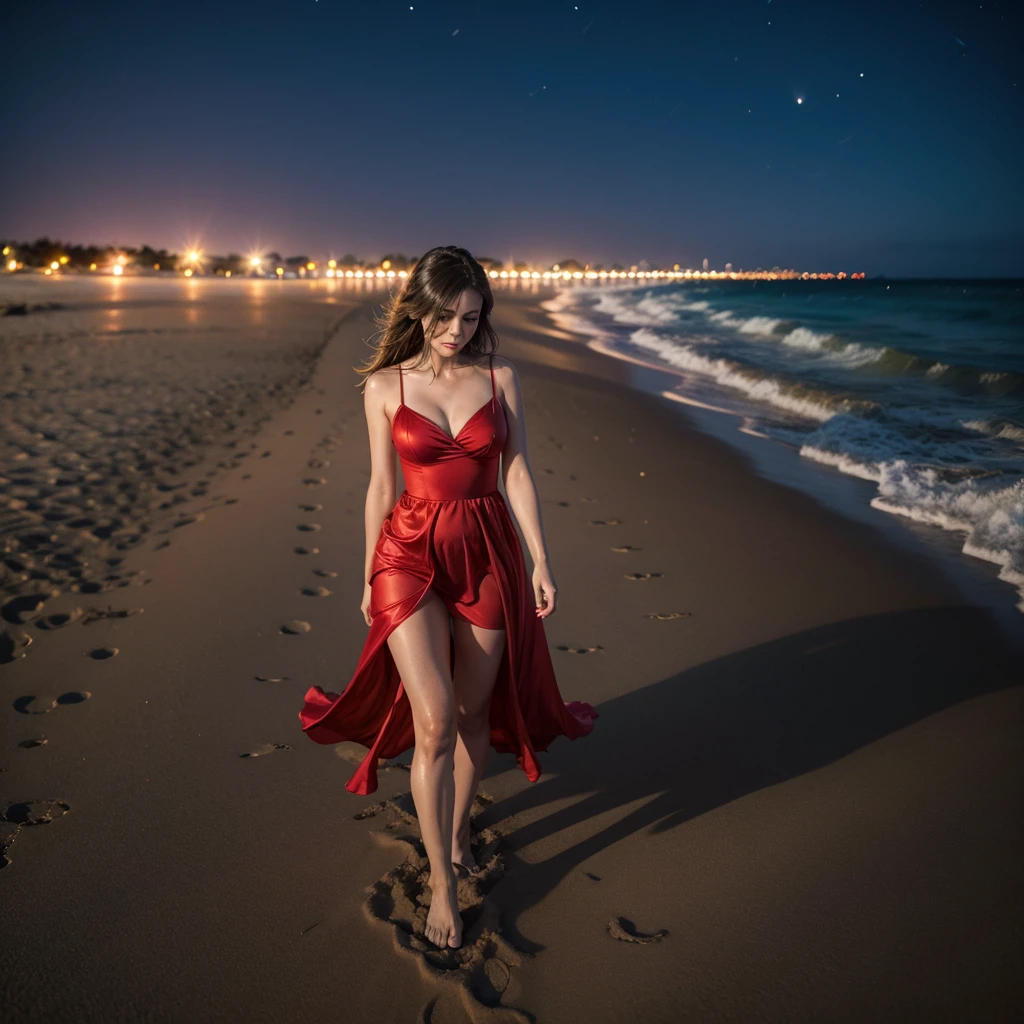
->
[360,582,373,627]
[532,563,558,619]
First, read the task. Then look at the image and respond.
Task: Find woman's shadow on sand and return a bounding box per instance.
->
[476,603,1023,954]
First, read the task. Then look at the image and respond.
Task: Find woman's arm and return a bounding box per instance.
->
[496,358,551,571]
[363,370,398,584]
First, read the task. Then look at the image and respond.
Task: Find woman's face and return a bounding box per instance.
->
[424,287,482,360]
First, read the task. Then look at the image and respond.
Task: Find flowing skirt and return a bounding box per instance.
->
[297,489,598,794]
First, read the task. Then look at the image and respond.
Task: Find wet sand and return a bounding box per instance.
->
[2,276,1021,1023]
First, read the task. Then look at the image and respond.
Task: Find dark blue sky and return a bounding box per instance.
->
[4,1,1021,275]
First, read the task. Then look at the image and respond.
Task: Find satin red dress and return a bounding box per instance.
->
[297,355,597,795]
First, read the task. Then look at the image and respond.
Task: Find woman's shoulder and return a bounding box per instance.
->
[489,353,517,374]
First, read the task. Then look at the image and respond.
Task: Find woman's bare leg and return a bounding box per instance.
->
[386,586,462,949]
[450,615,507,872]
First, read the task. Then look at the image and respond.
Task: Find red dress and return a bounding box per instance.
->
[297,355,597,795]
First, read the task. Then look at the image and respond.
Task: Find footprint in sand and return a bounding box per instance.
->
[239,743,292,758]
[18,737,49,748]
[607,917,669,944]
[644,611,692,620]
[1,800,71,868]
[87,647,118,660]
[280,620,312,635]
[0,629,33,665]
[541,468,555,475]
[283,429,295,436]
[361,789,528,1020]
[581,496,599,503]
[624,572,663,581]
[312,569,338,578]
[303,477,327,488]
[300,586,332,598]
[294,546,320,556]
[34,609,85,630]
[14,692,91,714]
[296,523,321,532]
[610,545,641,553]
[549,501,571,508]
[260,451,272,459]
[254,675,291,683]
[298,503,323,512]
[308,459,330,469]
[589,519,623,527]
[555,645,606,655]
[2,594,49,625]
[172,513,205,529]
[82,606,142,625]
[584,871,601,881]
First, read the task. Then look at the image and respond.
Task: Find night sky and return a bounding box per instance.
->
[4,1,1021,276]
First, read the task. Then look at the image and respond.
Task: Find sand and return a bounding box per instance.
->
[2,276,1021,1023]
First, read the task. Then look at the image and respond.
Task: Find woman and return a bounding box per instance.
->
[298,246,597,951]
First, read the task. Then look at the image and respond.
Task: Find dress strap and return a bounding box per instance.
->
[398,363,404,405]
[489,354,495,400]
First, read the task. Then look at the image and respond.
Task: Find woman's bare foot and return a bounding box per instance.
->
[425,868,463,949]
[451,821,479,874]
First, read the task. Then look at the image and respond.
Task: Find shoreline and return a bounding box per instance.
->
[2,282,1021,1022]
[496,284,1024,652]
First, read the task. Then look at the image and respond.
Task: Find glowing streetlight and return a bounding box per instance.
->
[7,259,16,272]
[275,267,284,277]
[58,255,69,265]
[1,246,9,256]
[188,250,201,263]
[249,256,261,268]
[184,268,193,278]
[306,261,316,270]
[381,259,391,270]
[117,254,127,265]
[328,259,337,269]
[113,264,124,276]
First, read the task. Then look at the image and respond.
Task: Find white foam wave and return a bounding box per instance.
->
[628,328,841,423]
[798,430,1024,612]
[870,465,1024,612]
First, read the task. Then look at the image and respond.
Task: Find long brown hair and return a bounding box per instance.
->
[354,245,499,390]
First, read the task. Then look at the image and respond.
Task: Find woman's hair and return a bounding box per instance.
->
[355,245,499,390]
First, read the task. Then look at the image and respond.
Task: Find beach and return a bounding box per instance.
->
[2,275,1022,1023]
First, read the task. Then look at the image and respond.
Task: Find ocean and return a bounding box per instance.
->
[542,278,1024,618]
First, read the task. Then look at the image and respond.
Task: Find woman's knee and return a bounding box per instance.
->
[415,705,457,758]
[456,698,491,733]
